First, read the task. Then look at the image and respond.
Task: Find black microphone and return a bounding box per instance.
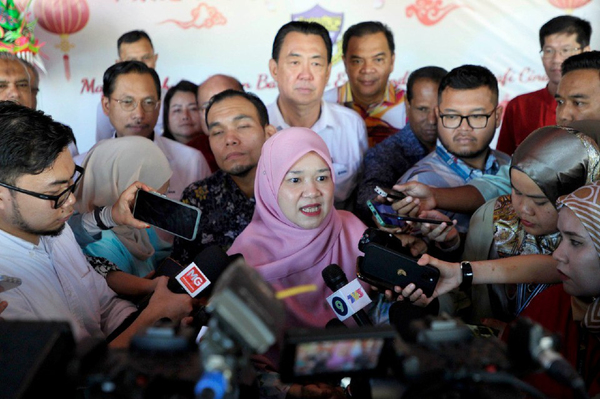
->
[508,317,588,398]
[322,264,372,326]
[137,245,234,309]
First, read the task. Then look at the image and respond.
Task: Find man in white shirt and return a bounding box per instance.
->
[96,30,164,143]
[0,101,194,348]
[89,61,211,202]
[267,21,368,210]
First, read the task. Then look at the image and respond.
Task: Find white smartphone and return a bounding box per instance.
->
[0,275,22,293]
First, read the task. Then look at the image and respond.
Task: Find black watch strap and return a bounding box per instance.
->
[94,206,113,230]
[460,261,473,291]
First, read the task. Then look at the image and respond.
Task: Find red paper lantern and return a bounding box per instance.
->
[34,0,89,80]
[548,0,591,12]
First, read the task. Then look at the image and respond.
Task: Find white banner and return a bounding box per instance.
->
[25,0,600,153]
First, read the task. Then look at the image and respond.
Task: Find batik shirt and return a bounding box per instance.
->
[171,170,255,265]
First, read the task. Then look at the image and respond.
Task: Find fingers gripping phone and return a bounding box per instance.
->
[374,186,406,201]
[357,244,440,297]
[366,200,443,229]
[133,190,201,241]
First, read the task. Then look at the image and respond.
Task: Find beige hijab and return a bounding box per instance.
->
[76,136,172,260]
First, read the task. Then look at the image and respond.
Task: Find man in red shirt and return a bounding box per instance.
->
[496,15,591,155]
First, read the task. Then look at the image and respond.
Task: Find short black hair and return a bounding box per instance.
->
[539,15,592,49]
[562,50,600,75]
[342,21,395,55]
[102,61,161,99]
[205,90,269,128]
[162,80,199,140]
[0,101,75,185]
[406,66,448,103]
[438,65,499,104]
[272,21,332,64]
[117,30,153,54]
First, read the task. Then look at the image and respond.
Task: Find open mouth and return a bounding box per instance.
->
[300,204,321,216]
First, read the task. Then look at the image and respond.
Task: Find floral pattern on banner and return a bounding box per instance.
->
[406,0,463,26]
[160,3,226,29]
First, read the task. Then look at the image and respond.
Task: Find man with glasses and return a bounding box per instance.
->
[397,65,510,233]
[96,30,164,143]
[95,61,210,202]
[497,15,591,155]
[0,101,196,348]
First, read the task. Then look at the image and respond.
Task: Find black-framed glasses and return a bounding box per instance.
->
[110,97,159,113]
[0,165,85,209]
[439,108,497,129]
[539,47,581,59]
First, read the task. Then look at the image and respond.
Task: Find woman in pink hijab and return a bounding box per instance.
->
[228,127,368,329]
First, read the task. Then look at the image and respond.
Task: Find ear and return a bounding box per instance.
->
[101,95,110,116]
[434,106,440,119]
[583,45,591,52]
[264,124,277,138]
[325,62,332,82]
[390,53,395,73]
[269,59,278,81]
[154,53,159,63]
[494,105,503,128]
[115,58,121,64]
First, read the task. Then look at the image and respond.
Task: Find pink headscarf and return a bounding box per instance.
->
[228,127,367,329]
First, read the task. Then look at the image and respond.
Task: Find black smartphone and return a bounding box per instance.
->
[133,190,201,241]
[279,325,398,383]
[380,213,445,226]
[374,186,406,201]
[357,243,440,297]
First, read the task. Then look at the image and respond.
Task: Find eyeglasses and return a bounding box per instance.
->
[439,108,497,129]
[540,47,581,59]
[0,165,85,209]
[110,97,159,113]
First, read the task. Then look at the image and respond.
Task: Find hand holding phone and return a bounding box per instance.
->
[374,186,406,201]
[366,200,443,229]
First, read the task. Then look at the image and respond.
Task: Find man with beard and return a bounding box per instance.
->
[170,90,276,264]
[0,102,195,348]
[397,65,510,233]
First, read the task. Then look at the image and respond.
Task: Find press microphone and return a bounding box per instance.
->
[137,245,234,309]
[508,317,587,398]
[322,264,372,326]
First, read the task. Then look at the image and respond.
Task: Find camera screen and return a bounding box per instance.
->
[293,337,385,376]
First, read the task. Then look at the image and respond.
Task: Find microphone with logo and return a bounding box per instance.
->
[132,245,235,328]
[322,264,372,327]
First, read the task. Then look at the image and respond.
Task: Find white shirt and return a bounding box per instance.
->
[267,100,368,205]
[154,135,211,201]
[75,134,212,202]
[0,225,136,342]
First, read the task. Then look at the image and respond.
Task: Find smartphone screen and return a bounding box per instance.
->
[0,275,22,293]
[366,200,403,228]
[133,190,201,241]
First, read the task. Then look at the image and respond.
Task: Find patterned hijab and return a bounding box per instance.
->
[557,182,600,335]
[76,136,172,260]
[228,127,367,329]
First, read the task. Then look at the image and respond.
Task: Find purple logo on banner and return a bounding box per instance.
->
[291,5,344,44]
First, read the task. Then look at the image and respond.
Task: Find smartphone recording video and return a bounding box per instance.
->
[133,190,201,241]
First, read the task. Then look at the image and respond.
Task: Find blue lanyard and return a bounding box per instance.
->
[435,146,471,182]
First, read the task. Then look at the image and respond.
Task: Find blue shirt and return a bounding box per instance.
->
[356,123,430,223]
[399,143,511,232]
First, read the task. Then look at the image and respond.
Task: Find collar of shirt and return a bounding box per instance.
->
[270,99,334,132]
[339,81,403,111]
[435,141,501,181]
